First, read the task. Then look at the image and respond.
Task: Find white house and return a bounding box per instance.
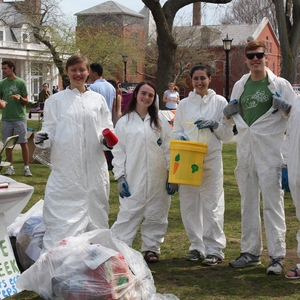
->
[0,0,59,102]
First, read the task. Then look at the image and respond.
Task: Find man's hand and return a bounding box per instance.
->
[223,99,238,118]
[272,92,291,112]
[10,94,21,101]
[0,100,7,109]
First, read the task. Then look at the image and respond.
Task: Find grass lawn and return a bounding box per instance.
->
[3,129,300,300]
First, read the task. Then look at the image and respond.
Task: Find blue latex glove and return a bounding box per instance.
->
[179,136,187,140]
[166,181,178,195]
[34,132,49,145]
[272,92,291,112]
[281,166,290,192]
[117,176,131,198]
[223,99,238,117]
[194,117,219,130]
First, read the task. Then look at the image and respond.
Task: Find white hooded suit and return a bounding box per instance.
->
[172,89,233,259]
[111,111,172,254]
[230,68,296,258]
[36,88,114,252]
[282,96,300,257]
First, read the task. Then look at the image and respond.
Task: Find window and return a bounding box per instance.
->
[210,61,216,76]
[0,31,3,41]
[269,41,272,54]
[23,33,28,42]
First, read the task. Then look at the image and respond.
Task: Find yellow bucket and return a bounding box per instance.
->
[168,140,208,186]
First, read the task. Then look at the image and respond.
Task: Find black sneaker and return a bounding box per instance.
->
[186,250,204,261]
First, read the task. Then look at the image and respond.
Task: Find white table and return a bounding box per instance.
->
[0,176,34,298]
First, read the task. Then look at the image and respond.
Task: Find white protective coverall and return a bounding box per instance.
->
[35,88,114,252]
[230,68,296,258]
[172,89,233,259]
[111,111,172,254]
[282,96,300,257]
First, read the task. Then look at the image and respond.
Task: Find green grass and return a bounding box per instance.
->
[4,138,300,300]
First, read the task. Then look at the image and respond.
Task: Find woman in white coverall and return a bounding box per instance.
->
[172,65,233,266]
[283,96,300,279]
[34,54,114,252]
[111,81,176,263]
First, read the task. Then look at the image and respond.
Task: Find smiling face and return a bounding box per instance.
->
[191,69,211,97]
[244,46,267,75]
[67,62,89,91]
[135,83,155,110]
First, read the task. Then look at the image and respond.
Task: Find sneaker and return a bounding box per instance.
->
[203,255,223,266]
[4,167,15,176]
[24,169,32,177]
[186,250,204,261]
[229,253,261,268]
[266,257,284,275]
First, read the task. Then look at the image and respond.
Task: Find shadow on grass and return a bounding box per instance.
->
[147,258,300,299]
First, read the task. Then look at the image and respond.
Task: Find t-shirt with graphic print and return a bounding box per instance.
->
[0,77,28,121]
[240,75,273,126]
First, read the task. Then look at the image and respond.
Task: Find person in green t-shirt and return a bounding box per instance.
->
[223,40,297,275]
[0,59,32,176]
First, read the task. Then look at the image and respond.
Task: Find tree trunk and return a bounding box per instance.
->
[142,0,232,107]
[273,0,300,83]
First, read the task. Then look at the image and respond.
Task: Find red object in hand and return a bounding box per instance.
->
[102,128,118,147]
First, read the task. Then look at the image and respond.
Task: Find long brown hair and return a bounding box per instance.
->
[123,81,161,130]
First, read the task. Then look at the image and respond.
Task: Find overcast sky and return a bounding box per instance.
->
[59,0,228,25]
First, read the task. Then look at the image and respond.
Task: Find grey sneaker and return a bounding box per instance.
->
[202,255,223,266]
[229,253,261,268]
[186,250,204,261]
[4,167,15,176]
[24,169,32,177]
[266,257,284,275]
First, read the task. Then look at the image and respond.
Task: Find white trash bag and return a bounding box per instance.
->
[17,229,180,300]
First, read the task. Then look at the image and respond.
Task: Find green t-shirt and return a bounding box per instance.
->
[240,76,273,126]
[0,77,28,121]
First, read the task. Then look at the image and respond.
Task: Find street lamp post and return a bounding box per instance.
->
[122,55,128,83]
[222,34,233,101]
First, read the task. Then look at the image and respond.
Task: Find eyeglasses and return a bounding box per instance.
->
[245,52,266,60]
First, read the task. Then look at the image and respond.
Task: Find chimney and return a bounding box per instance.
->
[193,2,201,26]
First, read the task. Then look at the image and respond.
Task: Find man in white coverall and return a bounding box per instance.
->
[282,96,300,279]
[223,40,297,275]
[34,54,114,252]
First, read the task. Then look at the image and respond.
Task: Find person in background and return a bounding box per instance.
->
[34,54,114,252]
[224,39,296,275]
[39,83,50,103]
[107,79,123,126]
[172,65,233,266]
[111,81,177,263]
[0,59,32,177]
[163,82,180,110]
[52,86,58,94]
[89,63,116,171]
[89,63,116,114]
